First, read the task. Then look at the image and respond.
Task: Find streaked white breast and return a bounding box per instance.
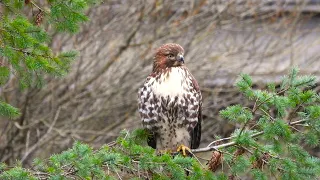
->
[151,67,186,98]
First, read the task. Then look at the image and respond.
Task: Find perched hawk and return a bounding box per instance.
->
[138,43,202,154]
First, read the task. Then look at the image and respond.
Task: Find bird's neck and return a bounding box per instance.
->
[151,67,187,98]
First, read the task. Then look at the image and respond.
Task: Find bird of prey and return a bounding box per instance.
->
[138,43,202,155]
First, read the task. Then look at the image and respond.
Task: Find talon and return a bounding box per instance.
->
[177,144,191,156]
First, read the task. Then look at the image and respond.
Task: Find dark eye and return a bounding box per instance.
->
[168,54,174,58]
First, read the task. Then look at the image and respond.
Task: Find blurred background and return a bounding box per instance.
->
[1,0,320,166]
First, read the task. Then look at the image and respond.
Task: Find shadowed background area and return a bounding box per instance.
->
[1,0,320,166]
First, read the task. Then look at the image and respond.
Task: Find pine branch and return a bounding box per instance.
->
[192,119,307,153]
[30,1,46,13]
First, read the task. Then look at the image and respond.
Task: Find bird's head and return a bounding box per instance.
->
[153,43,185,72]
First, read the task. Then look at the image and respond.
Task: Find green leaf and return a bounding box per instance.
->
[236,73,254,98]
[0,101,21,118]
[267,83,276,92]
[306,105,320,119]
[288,144,309,161]
[235,130,258,147]
[49,1,90,33]
[272,95,289,118]
[0,67,10,85]
[251,169,267,180]
[220,105,253,123]
[0,167,36,180]
[231,155,250,174]
[305,131,319,147]
[264,119,292,141]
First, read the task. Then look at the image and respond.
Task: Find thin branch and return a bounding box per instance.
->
[21,107,61,163]
[260,107,275,121]
[30,1,45,12]
[206,136,233,147]
[192,118,307,153]
[192,131,263,153]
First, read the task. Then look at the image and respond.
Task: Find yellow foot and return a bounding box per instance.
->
[177,144,191,156]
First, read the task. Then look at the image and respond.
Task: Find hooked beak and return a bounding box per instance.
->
[177,54,184,63]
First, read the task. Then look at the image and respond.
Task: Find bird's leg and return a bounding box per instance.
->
[157,149,172,155]
[177,144,191,156]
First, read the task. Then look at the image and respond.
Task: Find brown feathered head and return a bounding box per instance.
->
[153,43,185,72]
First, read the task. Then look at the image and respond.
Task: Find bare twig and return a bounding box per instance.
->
[21,107,61,163]
[193,118,307,153]
[192,131,264,153]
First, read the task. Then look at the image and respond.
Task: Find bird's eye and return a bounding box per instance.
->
[168,54,174,58]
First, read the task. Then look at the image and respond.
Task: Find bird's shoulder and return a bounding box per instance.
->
[179,66,201,94]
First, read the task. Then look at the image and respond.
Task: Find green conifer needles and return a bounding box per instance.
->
[0,0,100,119]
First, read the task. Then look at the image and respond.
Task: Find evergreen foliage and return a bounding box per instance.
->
[0,0,100,118]
[0,130,215,179]
[1,68,320,179]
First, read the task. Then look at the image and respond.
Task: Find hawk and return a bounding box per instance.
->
[138,43,202,155]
